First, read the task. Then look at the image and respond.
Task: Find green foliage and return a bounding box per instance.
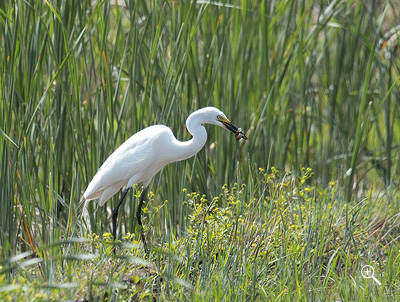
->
[1,167,399,300]
[1,0,400,300]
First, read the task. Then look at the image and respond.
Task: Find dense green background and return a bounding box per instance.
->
[1,0,400,300]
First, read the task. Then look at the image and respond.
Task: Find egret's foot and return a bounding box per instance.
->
[111,239,121,254]
[139,226,149,255]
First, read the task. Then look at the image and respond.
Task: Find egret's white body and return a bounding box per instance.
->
[84,125,182,205]
[83,107,247,250]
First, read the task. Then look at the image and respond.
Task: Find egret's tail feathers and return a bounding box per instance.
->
[78,196,87,215]
[78,196,90,220]
[78,196,92,234]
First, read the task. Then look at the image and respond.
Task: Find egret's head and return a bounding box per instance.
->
[192,107,248,141]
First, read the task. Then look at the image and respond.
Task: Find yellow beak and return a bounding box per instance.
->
[217,116,248,141]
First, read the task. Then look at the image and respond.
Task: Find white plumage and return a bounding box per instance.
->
[84,125,173,205]
[83,106,247,251]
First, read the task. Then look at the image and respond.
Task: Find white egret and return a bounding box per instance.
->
[83,107,247,251]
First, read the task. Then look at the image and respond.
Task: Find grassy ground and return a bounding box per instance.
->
[1,0,400,300]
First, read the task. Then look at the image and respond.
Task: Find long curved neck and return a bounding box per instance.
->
[172,113,208,162]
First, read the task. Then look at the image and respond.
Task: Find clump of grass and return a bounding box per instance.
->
[1,167,399,300]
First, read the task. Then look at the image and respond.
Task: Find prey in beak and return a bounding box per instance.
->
[217,115,248,141]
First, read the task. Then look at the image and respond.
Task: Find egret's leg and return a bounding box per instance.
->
[112,187,131,242]
[136,187,149,252]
